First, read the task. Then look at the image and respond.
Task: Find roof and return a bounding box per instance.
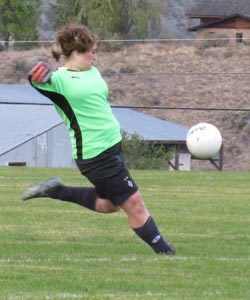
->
[0,84,188,155]
[0,104,62,155]
[186,0,250,18]
[188,14,250,31]
[113,108,187,143]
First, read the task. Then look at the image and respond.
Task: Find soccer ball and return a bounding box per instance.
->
[186,123,222,159]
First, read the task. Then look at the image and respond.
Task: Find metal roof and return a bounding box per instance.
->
[0,84,188,155]
[188,14,250,31]
[0,83,51,104]
[0,104,61,155]
[186,0,250,18]
[113,108,187,142]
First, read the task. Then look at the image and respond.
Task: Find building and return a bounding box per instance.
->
[186,0,250,43]
[0,84,191,170]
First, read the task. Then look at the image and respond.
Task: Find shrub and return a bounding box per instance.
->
[10,57,32,81]
[119,65,137,74]
[121,131,174,169]
[230,113,250,132]
[243,40,250,46]
[196,33,230,49]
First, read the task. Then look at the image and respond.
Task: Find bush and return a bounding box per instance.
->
[121,131,174,169]
[10,57,32,81]
[243,40,250,46]
[229,113,250,132]
[196,33,230,49]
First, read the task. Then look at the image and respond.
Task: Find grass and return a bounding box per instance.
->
[0,166,249,300]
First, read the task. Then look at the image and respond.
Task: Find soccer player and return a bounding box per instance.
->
[22,25,175,255]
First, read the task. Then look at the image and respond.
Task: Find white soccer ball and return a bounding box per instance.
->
[186,123,222,159]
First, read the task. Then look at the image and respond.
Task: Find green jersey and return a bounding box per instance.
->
[30,66,122,159]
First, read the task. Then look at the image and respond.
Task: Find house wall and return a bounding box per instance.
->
[196,28,250,43]
[199,17,250,29]
[235,18,250,29]
[0,141,37,167]
[0,124,75,168]
[179,153,191,171]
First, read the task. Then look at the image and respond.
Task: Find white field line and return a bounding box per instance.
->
[0,176,42,180]
[7,290,229,300]
[0,175,78,180]
[0,255,249,265]
[8,291,173,300]
[0,176,80,187]
[0,184,21,187]
[44,292,170,299]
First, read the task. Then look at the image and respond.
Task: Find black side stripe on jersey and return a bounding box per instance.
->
[33,87,83,159]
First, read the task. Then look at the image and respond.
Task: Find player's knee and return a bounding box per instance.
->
[123,192,146,215]
[103,203,118,213]
[95,198,118,213]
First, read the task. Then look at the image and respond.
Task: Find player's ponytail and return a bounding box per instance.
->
[51,44,62,62]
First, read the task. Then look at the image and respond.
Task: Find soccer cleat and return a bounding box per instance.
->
[164,244,176,255]
[22,177,63,201]
[156,240,176,255]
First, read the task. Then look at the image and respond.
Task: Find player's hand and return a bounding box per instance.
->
[29,62,52,83]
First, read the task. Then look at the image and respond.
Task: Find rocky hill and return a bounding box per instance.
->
[1,42,249,171]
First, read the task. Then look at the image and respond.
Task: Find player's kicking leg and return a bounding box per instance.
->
[22,177,117,213]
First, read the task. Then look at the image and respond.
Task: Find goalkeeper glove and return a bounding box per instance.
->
[29,62,52,83]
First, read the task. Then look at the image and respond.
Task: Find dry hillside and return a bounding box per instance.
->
[1,43,250,171]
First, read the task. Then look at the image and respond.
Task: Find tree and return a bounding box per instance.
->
[52,0,89,28]
[52,0,164,39]
[0,0,41,49]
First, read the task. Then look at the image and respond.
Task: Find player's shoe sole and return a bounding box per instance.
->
[22,177,63,201]
[158,241,176,255]
[164,245,176,255]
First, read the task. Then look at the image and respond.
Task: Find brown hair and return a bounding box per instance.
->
[52,25,98,61]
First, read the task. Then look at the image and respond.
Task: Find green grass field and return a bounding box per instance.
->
[0,166,249,300]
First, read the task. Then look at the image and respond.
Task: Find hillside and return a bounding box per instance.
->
[1,43,250,171]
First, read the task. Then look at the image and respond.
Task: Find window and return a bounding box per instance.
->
[236,33,243,43]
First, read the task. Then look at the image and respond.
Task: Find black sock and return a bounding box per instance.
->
[47,185,97,211]
[133,216,175,254]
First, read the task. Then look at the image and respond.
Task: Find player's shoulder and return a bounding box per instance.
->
[90,66,101,74]
[50,67,68,81]
[90,66,104,80]
[52,67,67,76]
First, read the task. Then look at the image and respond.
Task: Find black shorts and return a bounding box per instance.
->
[75,143,138,206]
